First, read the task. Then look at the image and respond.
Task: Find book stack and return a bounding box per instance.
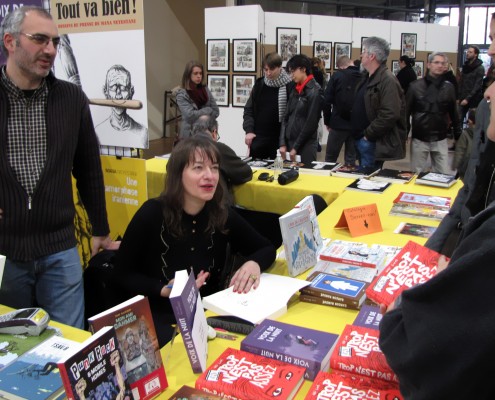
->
[240,319,339,381]
[370,168,415,184]
[389,191,451,221]
[415,171,457,188]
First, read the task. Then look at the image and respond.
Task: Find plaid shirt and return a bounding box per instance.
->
[0,67,48,198]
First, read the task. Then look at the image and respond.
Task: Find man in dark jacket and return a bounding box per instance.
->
[396,55,417,94]
[323,55,360,166]
[458,45,485,122]
[406,52,461,174]
[280,54,323,166]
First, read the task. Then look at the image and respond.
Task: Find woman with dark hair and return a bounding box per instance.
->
[176,60,219,139]
[396,55,417,94]
[114,136,276,346]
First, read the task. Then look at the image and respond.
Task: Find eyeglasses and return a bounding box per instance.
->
[20,32,61,48]
[431,61,447,66]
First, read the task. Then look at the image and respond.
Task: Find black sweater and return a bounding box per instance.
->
[0,72,109,261]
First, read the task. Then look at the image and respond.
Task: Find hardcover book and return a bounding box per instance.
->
[370,168,415,184]
[305,371,402,400]
[195,347,305,400]
[87,295,168,399]
[202,273,309,325]
[319,240,383,268]
[0,335,81,400]
[330,324,398,384]
[344,179,391,194]
[300,272,368,310]
[170,269,209,373]
[352,304,382,330]
[331,165,380,179]
[240,319,339,381]
[299,294,361,310]
[58,326,133,400]
[366,240,441,307]
[415,171,457,188]
[168,384,226,399]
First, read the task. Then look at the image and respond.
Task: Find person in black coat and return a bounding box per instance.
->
[396,55,417,94]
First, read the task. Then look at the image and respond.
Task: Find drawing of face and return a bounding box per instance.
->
[104,66,134,114]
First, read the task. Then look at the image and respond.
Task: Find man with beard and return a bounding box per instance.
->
[458,45,485,122]
[0,6,117,329]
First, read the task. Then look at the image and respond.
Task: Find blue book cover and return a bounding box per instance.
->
[240,319,339,381]
[352,304,382,330]
[0,335,80,400]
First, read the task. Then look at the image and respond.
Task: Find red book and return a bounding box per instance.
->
[305,371,402,400]
[195,347,305,400]
[366,240,441,307]
[330,324,398,384]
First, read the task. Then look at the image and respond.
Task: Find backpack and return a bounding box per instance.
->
[334,68,362,121]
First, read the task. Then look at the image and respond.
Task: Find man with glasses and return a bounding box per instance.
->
[406,52,460,174]
[0,6,117,329]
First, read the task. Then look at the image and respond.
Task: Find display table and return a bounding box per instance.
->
[146,157,354,214]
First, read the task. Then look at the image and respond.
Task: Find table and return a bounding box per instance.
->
[146,157,354,214]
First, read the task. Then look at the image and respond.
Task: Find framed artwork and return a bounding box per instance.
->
[276,27,301,67]
[313,41,332,70]
[401,33,417,59]
[207,39,229,72]
[232,75,256,107]
[361,37,368,54]
[334,42,352,69]
[413,61,424,78]
[207,74,229,106]
[392,60,400,75]
[233,39,256,72]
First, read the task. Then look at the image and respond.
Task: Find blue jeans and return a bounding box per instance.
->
[355,137,376,171]
[0,247,84,329]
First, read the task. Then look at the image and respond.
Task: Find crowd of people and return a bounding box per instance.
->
[3,4,495,397]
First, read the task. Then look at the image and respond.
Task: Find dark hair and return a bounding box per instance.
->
[467,108,476,124]
[192,115,218,137]
[469,45,480,56]
[286,54,312,75]
[262,52,282,69]
[181,60,204,89]
[159,136,227,238]
[399,55,414,67]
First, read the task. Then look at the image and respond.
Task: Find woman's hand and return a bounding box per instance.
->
[229,261,261,293]
[196,270,209,288]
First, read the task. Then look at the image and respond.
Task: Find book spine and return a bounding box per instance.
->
[57,362,75,400]
[301,286,353,304]
[300,294,360,310]
[319,255,374,268]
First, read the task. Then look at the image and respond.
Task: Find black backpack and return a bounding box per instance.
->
[334,68,362,121]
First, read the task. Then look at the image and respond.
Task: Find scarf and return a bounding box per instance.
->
[187,83,208,108]
[264,69,292,122]
[462,58,483,74]
[295,74,314,94]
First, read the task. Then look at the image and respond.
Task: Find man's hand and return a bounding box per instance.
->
[279,146,287,161]
[91,235,120,256]
[245,132,256,147]
[289,148,297,161]
[460,99,468,106]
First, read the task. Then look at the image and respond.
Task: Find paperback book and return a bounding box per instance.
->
[87,295,168,399]
[58,326,133,400]
[344,179,391,194]
[168,384,226,399]
[352,304,382,330]
[393,192,451,208]
[299,294,362,310]
[299,161,342,176]
[366,240,441,307]
[319,240,383,268]
[330,324,398,384]
[300,272,368,310]
[394,222,436,238]
[0,335,81,400]
[170,269,209,373]
[310,259,377,283]
[195,347,305,400]
[370,168,415,184]
[389,202,449,221]
[415,171,457,188]
[305,371,402,400]
[331,165,380,179]
[240,319,339,381]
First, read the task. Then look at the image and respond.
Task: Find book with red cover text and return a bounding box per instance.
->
[87,295,168,399]
[305,371,402,400]
[195,347,305,400]
[330,324,398,384]
[240,319,339,381]
[366,240,441,307]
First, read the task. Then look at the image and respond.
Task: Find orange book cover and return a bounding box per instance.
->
[366,240,441,307]
[195,347,305,400]
[335,204,383,237]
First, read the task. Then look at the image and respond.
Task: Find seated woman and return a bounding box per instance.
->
[114,136,276,346]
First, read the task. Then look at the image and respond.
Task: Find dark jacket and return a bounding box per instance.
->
[280,78,323,152]
[406,74,461,142]
[361,64,407,161]
[396,64,417,94]
[380,200,495,400]
[323,66,361,130]
[425,99,492,254]
[176,87,219,138]
[459,58,485,107]
[0,71,109,261]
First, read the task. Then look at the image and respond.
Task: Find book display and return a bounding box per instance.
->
[390,192,451,221]
[87,295,168,399]
[370,168,415,184]
[195,347,305,399]
[415,171,457,188]
[58,326,133,400]
[240,319,339,381]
